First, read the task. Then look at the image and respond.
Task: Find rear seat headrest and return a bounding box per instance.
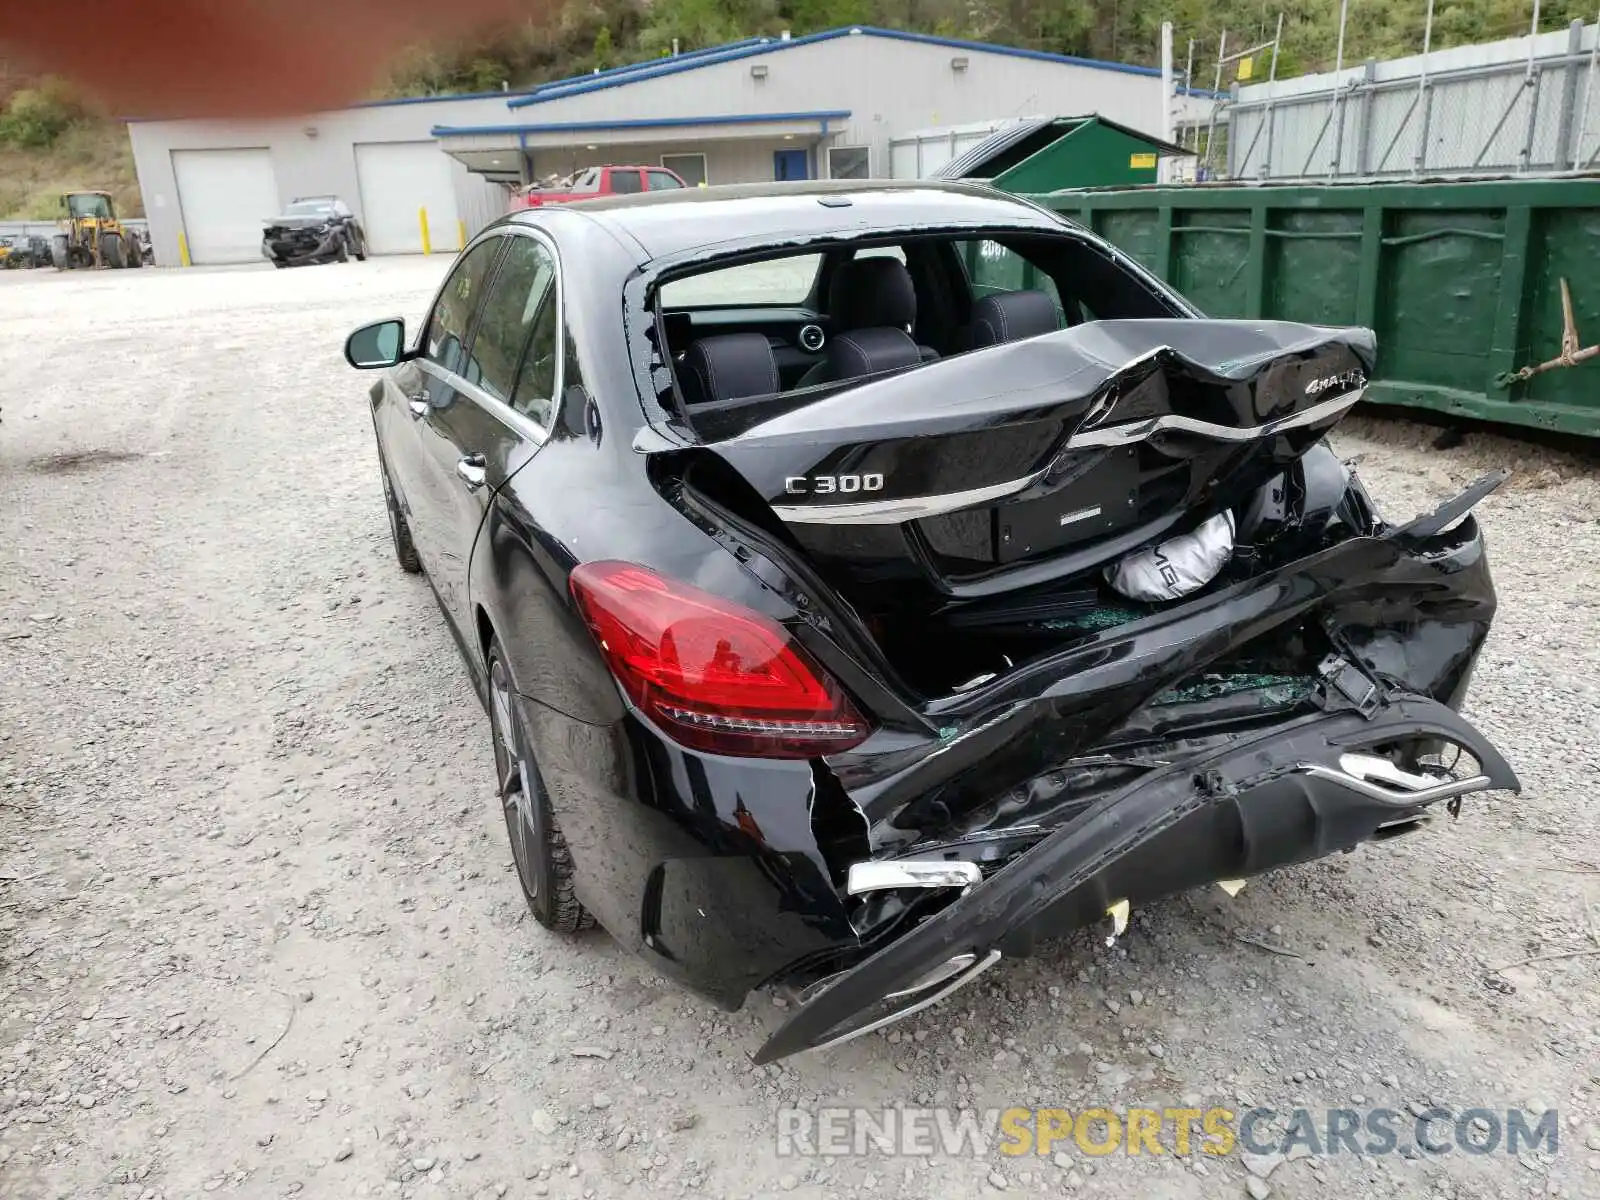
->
[678,333,780,406]
[829,256,917,331]
[969,289,1060,349]
[824,328,922,381]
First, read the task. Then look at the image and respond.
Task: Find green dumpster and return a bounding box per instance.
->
[1012,177,1600,439]
[936,115,1190,192]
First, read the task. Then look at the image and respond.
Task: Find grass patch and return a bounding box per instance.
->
[0,120,140,220]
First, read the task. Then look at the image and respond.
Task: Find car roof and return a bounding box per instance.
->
[513,179,1064,260]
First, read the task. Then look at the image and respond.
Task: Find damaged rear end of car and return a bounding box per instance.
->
[594,206,1519,1063]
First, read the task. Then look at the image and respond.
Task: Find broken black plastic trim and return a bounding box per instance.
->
[1395,469,1509,540]
[752,695,1518,1064]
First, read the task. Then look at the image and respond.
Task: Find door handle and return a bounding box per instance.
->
[456,453,487,491]
[408,397,429,419]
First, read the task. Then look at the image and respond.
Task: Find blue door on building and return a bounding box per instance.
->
[773,149,809,181]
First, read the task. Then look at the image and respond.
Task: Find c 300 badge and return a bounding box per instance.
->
[784,474,885,496]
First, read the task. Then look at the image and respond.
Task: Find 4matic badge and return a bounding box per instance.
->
[1305,369,1367,396]
[784,474,885,496]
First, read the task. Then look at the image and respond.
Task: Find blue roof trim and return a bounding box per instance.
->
[506,33,835,107]
[506,26,1220,108]
[433,110,853,138]
[354,88,535,110]
[526,37,770,95]
[342,38,776,108]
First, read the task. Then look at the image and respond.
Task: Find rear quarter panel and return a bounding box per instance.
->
[460,212,856,979]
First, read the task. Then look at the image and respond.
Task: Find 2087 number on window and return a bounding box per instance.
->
[784,474,885,496]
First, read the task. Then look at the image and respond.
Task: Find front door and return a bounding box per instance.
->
[773,149,809,181]
[380,236,499,614]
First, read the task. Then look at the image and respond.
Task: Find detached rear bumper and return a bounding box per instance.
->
[754,693,1518,1063]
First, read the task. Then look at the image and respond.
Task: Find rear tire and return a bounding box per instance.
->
[100,233,125,269]
[486,641,593,934]
[379,459,422,574]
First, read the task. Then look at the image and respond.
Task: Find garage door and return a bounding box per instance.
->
[355,142,460,255]
[172,148,280,265]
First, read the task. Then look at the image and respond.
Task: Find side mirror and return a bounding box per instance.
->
[345,318,407,369]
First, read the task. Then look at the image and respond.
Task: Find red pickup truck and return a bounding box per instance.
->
[508,164,689,211]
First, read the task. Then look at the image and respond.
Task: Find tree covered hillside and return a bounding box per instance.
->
[378,0,1596,96]
[0,0,1591,218]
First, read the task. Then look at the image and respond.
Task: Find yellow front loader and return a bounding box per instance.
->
[52,191,142,270]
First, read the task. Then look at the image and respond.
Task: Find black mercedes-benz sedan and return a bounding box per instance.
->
[344,180,1518,1063]
[263,195,366,267]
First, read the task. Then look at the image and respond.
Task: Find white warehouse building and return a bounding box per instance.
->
[127,26,1193,267]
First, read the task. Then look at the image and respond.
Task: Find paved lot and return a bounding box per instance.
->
[2,258,1598,1200]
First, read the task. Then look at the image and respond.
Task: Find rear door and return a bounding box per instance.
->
[410,229,563,636]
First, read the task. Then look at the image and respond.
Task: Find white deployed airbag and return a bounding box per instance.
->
[1105,512,1236,603]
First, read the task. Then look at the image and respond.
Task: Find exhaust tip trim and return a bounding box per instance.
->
[1302,752,1493,808]
[847,860,982,895]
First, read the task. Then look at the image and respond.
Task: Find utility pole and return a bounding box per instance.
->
[1160,21,1175,182]
[1185,38,1197,154]
[1329,0,1350,176]
[1206,31,1228,177]
[1262,12,1285,177]
[1415,0,1435,174]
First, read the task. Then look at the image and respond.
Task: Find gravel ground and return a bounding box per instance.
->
[2,258,1599,1200]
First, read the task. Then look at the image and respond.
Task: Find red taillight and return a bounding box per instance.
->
[568,561,871,759]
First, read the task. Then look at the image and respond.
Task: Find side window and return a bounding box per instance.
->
[646,170,683,191]
[469,236,559,426]
[511,278,560,428]
[610,169,644,195]
[424,238,503,377]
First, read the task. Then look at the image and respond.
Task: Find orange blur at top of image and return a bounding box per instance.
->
[5,0,548,117]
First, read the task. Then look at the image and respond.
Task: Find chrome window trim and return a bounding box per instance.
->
[415,223,565,447]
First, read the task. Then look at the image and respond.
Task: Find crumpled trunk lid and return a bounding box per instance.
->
[705,319,1373,600]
